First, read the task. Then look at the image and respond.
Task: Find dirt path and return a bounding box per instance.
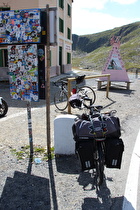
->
[0,71,140,210]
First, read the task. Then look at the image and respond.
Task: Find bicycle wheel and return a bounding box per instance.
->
[95,142,105,186]
[78,86,96,106]
[0,98,8,118]
[54,90,68,111]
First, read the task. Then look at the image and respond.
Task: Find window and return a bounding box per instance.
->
[67,53,71,64]
[68,4,71,17]
[59,18,64,33]
[59,0,64,9]
[0,7,10,11]
[67,28,71,40]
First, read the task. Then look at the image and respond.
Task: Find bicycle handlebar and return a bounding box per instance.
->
[83,103,103,112]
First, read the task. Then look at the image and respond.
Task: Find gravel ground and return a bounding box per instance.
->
[0,70,140,210]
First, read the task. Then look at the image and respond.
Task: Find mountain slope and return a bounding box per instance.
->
[72,21,140,71]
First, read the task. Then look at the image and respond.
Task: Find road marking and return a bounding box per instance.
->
[0,107,39,122]
[123,130,140,210]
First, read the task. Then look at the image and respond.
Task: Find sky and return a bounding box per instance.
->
[72,0,140,35]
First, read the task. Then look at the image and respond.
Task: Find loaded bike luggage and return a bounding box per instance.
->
[72,106,124,186]
[105,137,124,169]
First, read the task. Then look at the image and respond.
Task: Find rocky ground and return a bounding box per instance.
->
[0,69,140,210]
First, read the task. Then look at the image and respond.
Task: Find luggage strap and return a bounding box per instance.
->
[89,114,107,138]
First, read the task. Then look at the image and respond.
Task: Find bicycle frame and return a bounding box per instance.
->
[53,75,96,111]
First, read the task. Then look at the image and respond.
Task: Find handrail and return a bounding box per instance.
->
[67,74,110,114]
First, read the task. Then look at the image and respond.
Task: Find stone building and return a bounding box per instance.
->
[0,0,73,80]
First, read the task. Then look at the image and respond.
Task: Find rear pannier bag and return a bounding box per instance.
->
[105,138,124,169]
[69,93,82,108]
[76,140,95,171]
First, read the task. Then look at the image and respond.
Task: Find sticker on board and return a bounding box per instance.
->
[0,9,46,44]
[8,44,39,101]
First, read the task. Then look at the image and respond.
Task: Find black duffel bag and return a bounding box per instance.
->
[102,114,121,138]
[72,114,121,140]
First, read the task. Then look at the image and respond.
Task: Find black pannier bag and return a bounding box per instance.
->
[72,121,96,171]
[72,115,121,140]
[102,115,121,138]
[75,140,96,171]
[72,115,122,171]
[69,93,82,108]
[105,138,124,169]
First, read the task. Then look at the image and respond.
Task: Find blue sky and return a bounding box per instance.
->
[72,0,140,35]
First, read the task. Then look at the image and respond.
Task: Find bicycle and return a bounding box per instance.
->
[53,75,96,111]
[80,105,106,186]
[73,104,117,187]
[86,105,106,186]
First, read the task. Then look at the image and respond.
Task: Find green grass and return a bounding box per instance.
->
[10,145,55,161]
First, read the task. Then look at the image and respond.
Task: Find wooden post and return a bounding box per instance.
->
[106,74,110,98]
[46,4,51,156]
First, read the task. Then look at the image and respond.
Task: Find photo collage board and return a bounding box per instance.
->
[0,9,47,101]
[0,9,42,44]
[8,44,39,102]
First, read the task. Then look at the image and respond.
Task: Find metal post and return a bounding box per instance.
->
[46,4,51,156]
[27,101,33,160]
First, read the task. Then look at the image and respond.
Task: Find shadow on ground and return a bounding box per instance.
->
[0,170,50,210]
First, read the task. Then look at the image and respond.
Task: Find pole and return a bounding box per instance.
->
[46,4,51,156]
[27,101,33,161]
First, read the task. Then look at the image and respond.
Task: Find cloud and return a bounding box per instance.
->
[73,0,138,11]
[72,0,139,35]
[111,0,138,4]
[72,9,138,35]
[73,0,108,10]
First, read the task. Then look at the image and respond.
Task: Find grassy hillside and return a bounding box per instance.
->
[72,21,140,72]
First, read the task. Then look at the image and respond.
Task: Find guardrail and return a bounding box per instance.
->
[67,74,110,114]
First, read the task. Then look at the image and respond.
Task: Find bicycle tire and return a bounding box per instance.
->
[0,98,8,118]
[78,85,96,106]
[95,142,105,186]
[54,90,68,111]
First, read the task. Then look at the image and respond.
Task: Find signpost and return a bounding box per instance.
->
[0,5,57,159]
[46,4,51,156]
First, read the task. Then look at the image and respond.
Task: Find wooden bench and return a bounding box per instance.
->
[96,79,131,90]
